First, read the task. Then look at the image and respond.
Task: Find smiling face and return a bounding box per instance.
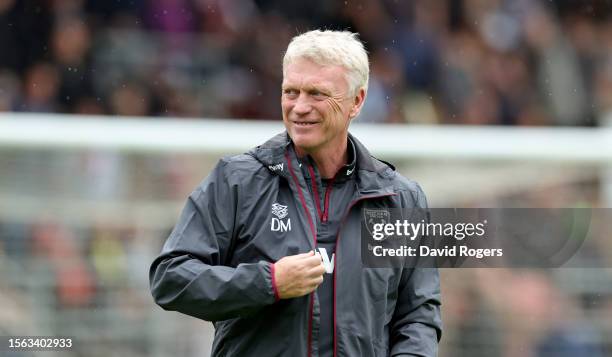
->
[282,58,365,156]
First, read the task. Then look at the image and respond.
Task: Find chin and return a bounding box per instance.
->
[290,134,319,151]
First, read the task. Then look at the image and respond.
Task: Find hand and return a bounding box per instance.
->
[273,250,325,299]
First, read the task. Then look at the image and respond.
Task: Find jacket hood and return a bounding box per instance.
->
[248,132,292,170]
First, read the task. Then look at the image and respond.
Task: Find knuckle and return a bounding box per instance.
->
[309,256,320,263]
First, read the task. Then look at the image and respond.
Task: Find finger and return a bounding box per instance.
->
[307,264,326,277]
[305,281,320,293]
[293,250,315,260]
[280,251,312,263]
[302,255,324,267]
[306,276,324,290]
[301,286,315,296]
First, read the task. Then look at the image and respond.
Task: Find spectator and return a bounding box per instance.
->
[0,0,609,125]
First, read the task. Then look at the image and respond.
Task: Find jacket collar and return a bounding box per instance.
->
[249,131,396,195]
[295,136,357,183]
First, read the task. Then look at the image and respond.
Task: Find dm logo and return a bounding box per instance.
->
[271,203,291,232]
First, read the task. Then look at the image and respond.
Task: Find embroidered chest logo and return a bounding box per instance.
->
[271,203,291,232]
[364,208,391,241]
[271,203,288,219]
[268,163,284,172]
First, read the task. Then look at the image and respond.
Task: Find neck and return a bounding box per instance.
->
[295,137,348,179]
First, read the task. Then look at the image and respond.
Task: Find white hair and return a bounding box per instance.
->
[283,30,369,96]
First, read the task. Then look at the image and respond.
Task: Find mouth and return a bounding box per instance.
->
[293,121,318,126]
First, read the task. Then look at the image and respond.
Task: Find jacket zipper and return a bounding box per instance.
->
[307,164,335,223]
[289,151,392,357]
[321,176,335,222]
[332,193,397,357]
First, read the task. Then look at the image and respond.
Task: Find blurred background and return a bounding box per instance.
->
[1,0,612,356]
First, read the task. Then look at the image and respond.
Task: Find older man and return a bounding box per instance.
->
[150,30,442,357]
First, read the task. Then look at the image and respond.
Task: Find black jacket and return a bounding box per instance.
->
[149,132,442,356]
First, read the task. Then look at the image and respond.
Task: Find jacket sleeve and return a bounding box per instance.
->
[390,185,442,357]
[149,159,278,322]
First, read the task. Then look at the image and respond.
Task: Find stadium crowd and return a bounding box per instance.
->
[1,0,612,125]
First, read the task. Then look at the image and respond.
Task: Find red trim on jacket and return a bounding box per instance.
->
[270,262,280,302]
[307,165,323,220]
[322,176,335,223]
[285,151,317,241]
[307,164,336,223]
[285,150,317,357]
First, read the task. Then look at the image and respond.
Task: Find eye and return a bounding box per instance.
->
[309,90,328,99]
[283,88,298,98]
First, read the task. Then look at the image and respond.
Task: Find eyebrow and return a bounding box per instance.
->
[282,83,332,94]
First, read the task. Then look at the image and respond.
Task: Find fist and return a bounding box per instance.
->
[273,251,325,299]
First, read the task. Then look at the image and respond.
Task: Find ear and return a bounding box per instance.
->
[348,88,366,119]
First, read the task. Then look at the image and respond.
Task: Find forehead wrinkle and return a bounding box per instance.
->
[284,61,346,89]
[282,77,335,94]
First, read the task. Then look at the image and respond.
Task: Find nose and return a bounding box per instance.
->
[292,94,312,116]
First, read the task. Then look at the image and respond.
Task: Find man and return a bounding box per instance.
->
[150,30,442,356]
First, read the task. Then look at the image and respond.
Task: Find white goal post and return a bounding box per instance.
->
[0,112,611,163]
